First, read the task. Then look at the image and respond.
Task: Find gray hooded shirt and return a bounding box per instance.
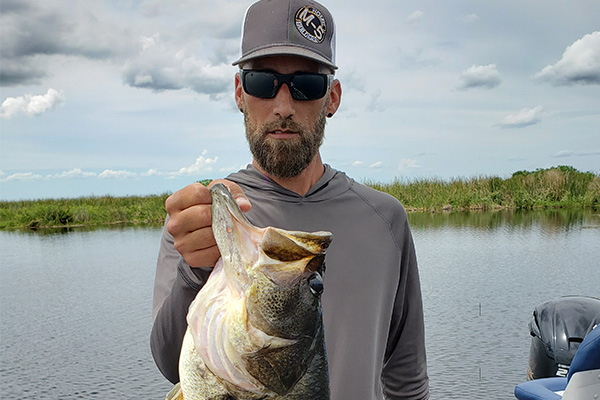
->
[151,165,429,399]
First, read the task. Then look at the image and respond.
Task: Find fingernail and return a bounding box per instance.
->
[236,197,251,208]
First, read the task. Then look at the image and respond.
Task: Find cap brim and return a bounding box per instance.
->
[232,45,338,70]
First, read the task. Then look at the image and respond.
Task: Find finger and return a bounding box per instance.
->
[208,179,252,212]
[185,244,221,268]
[173,226,217,255]
[166,203,212,237]
[165,182,212,214]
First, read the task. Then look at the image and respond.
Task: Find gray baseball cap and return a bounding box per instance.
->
[232,0,337,70]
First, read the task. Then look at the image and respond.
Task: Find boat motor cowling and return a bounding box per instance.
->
[527,296,600,380]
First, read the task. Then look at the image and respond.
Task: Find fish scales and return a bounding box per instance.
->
[167,183,332,400]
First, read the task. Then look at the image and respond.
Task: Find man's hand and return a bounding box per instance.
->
[165,179,251,268]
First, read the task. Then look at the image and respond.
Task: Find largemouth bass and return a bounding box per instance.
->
[167,183,332,400]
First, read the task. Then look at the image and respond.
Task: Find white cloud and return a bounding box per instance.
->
[535,31,600,85]
[133,73,154,86]
[461,14,480,24]
[352,161,364,166]
[499,106,544,128]
[0,88,64,119]
[175,151,218,176]
[366,90,385,112]
[8,152,223,183]
[406,10,424,24]
[0,158,223,185]
[340,68,366,93]
[553,150,600,158]
[144,169,159,176]
[0,172,43,182]
[98,169,137,179]
[369,161,383,168]
[399,159,419,169]
[137,1,244,39]
[49,168,97,179]
[122,33,232,97]
[0,1,138,87]
[458,64,501,90]
[0,0,243,87]
[139,33,159,51]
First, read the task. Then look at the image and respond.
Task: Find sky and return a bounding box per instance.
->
[1,0,599,201]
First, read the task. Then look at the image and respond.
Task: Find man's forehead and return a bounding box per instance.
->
[249,55,321,72]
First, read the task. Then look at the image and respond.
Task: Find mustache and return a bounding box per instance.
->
[260,118,306,135]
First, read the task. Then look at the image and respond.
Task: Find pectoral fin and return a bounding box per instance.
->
[165,383,183,400]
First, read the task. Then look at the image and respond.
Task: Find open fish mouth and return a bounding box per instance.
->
[174,183,332,399]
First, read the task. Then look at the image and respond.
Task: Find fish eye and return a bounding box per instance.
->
[308,272,324,296]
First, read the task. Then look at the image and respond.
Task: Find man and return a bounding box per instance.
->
[151,0,429,398]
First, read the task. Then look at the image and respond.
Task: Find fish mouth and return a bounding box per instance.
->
[210,183,332,275]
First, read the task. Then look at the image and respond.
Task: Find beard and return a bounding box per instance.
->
[244,107,327,179]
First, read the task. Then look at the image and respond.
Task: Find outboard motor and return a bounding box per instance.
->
[527,296,600,380]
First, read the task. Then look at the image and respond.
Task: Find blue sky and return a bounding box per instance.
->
[1,0,599,201]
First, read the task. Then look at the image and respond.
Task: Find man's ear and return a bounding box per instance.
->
[234,73,244,112]
[326,79,341,118]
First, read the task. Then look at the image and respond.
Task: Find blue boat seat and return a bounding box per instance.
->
[514,324,600,400]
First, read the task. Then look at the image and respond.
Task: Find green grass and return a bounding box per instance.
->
[1,166,598,230]
[368,165,600,212]
[0,194,170,230]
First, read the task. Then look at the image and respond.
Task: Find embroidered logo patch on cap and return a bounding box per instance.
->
[295,6,327,44]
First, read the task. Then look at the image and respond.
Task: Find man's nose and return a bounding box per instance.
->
[272,83,295,119]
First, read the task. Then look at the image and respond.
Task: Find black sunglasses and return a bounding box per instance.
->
[240,70,333,101]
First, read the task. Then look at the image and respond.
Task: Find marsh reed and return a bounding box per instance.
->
[368,166,599,212]
[1,166,598,230]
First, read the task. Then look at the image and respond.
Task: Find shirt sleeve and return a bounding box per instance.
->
[382,223,430,400]
[150,223,213,383]
[152,216,180,321]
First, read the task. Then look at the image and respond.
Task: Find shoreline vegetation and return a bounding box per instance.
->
[1,166,598,231]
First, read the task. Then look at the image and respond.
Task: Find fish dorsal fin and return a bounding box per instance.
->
[165,383,183,400]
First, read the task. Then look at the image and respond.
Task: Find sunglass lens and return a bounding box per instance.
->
[291,75,326,101]
[243,71,276,98]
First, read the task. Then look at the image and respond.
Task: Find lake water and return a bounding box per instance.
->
[0,210,598,399]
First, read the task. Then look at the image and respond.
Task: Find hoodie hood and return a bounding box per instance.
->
[226,164,353,203]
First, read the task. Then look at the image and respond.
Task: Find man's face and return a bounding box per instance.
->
[236,56,334,179]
